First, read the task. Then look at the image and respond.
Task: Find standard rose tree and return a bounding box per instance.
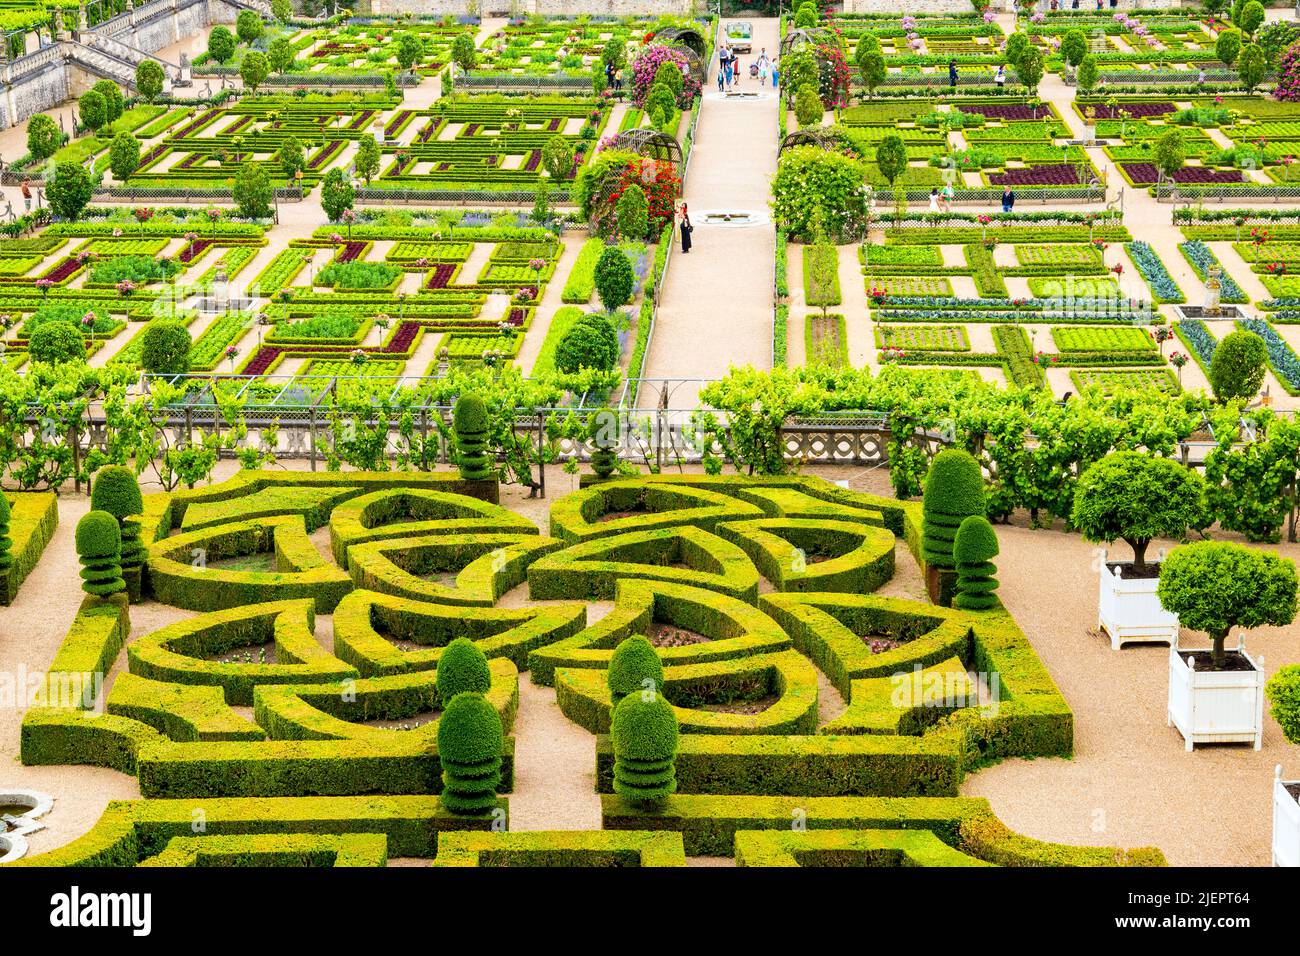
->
[1157,541,1298,670]
[1071,451,1206,573]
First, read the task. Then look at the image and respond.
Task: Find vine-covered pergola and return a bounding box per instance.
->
[779,128,843,155]
[609,128,684,178]
[780,26,838,58]
[652,25,709,83]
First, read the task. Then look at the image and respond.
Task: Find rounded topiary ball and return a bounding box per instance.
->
[611,692,678,804]
[453,393,489,436]
[607,635,664,706]
[437,638,491,702]
[139,320,192,375]
[437,691,503,815]
[75,509,125,597]
[27,321,86,365]
[923,449,986,518]
[555,313,619,374]
[953,513,999,565]
[76,509,122,559]
[90,465,144,521]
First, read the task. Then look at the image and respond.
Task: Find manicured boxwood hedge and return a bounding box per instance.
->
[600,793,1164,863]
[734,828,992,866]
[0,491,57,605]
[430,830,687,867]
[7,795,507,866]
[139,832,390,867]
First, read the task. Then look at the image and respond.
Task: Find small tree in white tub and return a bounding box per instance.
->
[1071,451,1206,649]
[1158,542,1298,750]
[1266,666,1300,865]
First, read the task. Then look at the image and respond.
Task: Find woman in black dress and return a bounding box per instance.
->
[679,204,692,253]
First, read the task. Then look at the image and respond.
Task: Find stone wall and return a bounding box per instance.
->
[1,57,69,130]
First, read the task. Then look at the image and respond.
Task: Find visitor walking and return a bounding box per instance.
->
[929,188,940,213]
[942,181,955,211]
[20,177,31,213]
[679,204,693,254]
[757,48,771,87]
[948,58,958,90]
[1001,186,1016,213]
[994,65,1005,90]
[733,51,744,87]
[772,58,779,91]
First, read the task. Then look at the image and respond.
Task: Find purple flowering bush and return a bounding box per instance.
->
[630,45,699,109]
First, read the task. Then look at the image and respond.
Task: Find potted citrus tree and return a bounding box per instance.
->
[1071,452,1206,649]
[1266,666,1300,865]
[1157,542,1298,751]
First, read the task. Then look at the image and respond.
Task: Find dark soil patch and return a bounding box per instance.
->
[1286,783,1300,803]
[1107,561,1161,580]
[649,623,710,648]
[1178,650,1258,672]
[211,641,278,665]
[598,510,647,523]
[697,694,780,715]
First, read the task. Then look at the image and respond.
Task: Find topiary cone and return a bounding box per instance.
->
[75,510,125,598]
[611,692,678,806]
[452,393,493,481]
[90,465,145,572]
[953,515,1000,611]
[607,635,664,707]
[437,691,503,815]
[922,449,987,570]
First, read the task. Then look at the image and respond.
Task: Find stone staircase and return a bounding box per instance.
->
[218,0,273,16]
[67,32,178,91]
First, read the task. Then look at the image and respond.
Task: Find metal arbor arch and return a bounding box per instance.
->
[653,25,708,59]
[780,26,838,59]
[609,128,684,180]
[779,127,843,155]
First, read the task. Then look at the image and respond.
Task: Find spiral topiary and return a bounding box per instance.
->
[611,692,678,805]
[922,449,987,570]
[952,515,1000,611]
[75,510,125,598]
[452,393,493,481]
[437,691,503,815]
[90,465,144,573]
[0,494,12,573]
[436,637,491,702]
[607,635,664,706]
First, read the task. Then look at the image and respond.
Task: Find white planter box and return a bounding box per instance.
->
[1097,550,1179,650]
[1167,645,1265,751]
[1274,766,1300,867]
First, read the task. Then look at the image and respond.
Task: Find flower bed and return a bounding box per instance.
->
[987,165,1082,187]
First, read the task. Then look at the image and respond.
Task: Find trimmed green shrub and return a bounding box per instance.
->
[80,89,107,134]
[236,9,263,44]
[1157,541,1298,669]
[594,246,634,313]
[607,635,664,705]
[542,135,574,181]
[1071,451,1205,571]
[794,85,823,127]
[108,131,140,182]
[1209,330,1267,403]
[140,321,191,375]
[27,113,60,162]
[610,691,678,805]
[90,466,144,580]
[616,184,649,242]
[27,321,86,364]
[93,81,123,125]
[436,638,492,701]
[208,25,236,65]
[453,393,493,481]
[76,510,125,598]
[952,515,999,611]
[233,163,272,219]
[554,313,619,374]
[47,161,93,222]
[135,60,165,103]
[1266,665,1300,745]
[0,495,11,573]
[644,83,676,125]
[921,449,986,570]
[437,691,503,815]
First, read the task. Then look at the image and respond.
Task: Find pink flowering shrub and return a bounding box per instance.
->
[1276,40,1300,101]
[630,45,699,108]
